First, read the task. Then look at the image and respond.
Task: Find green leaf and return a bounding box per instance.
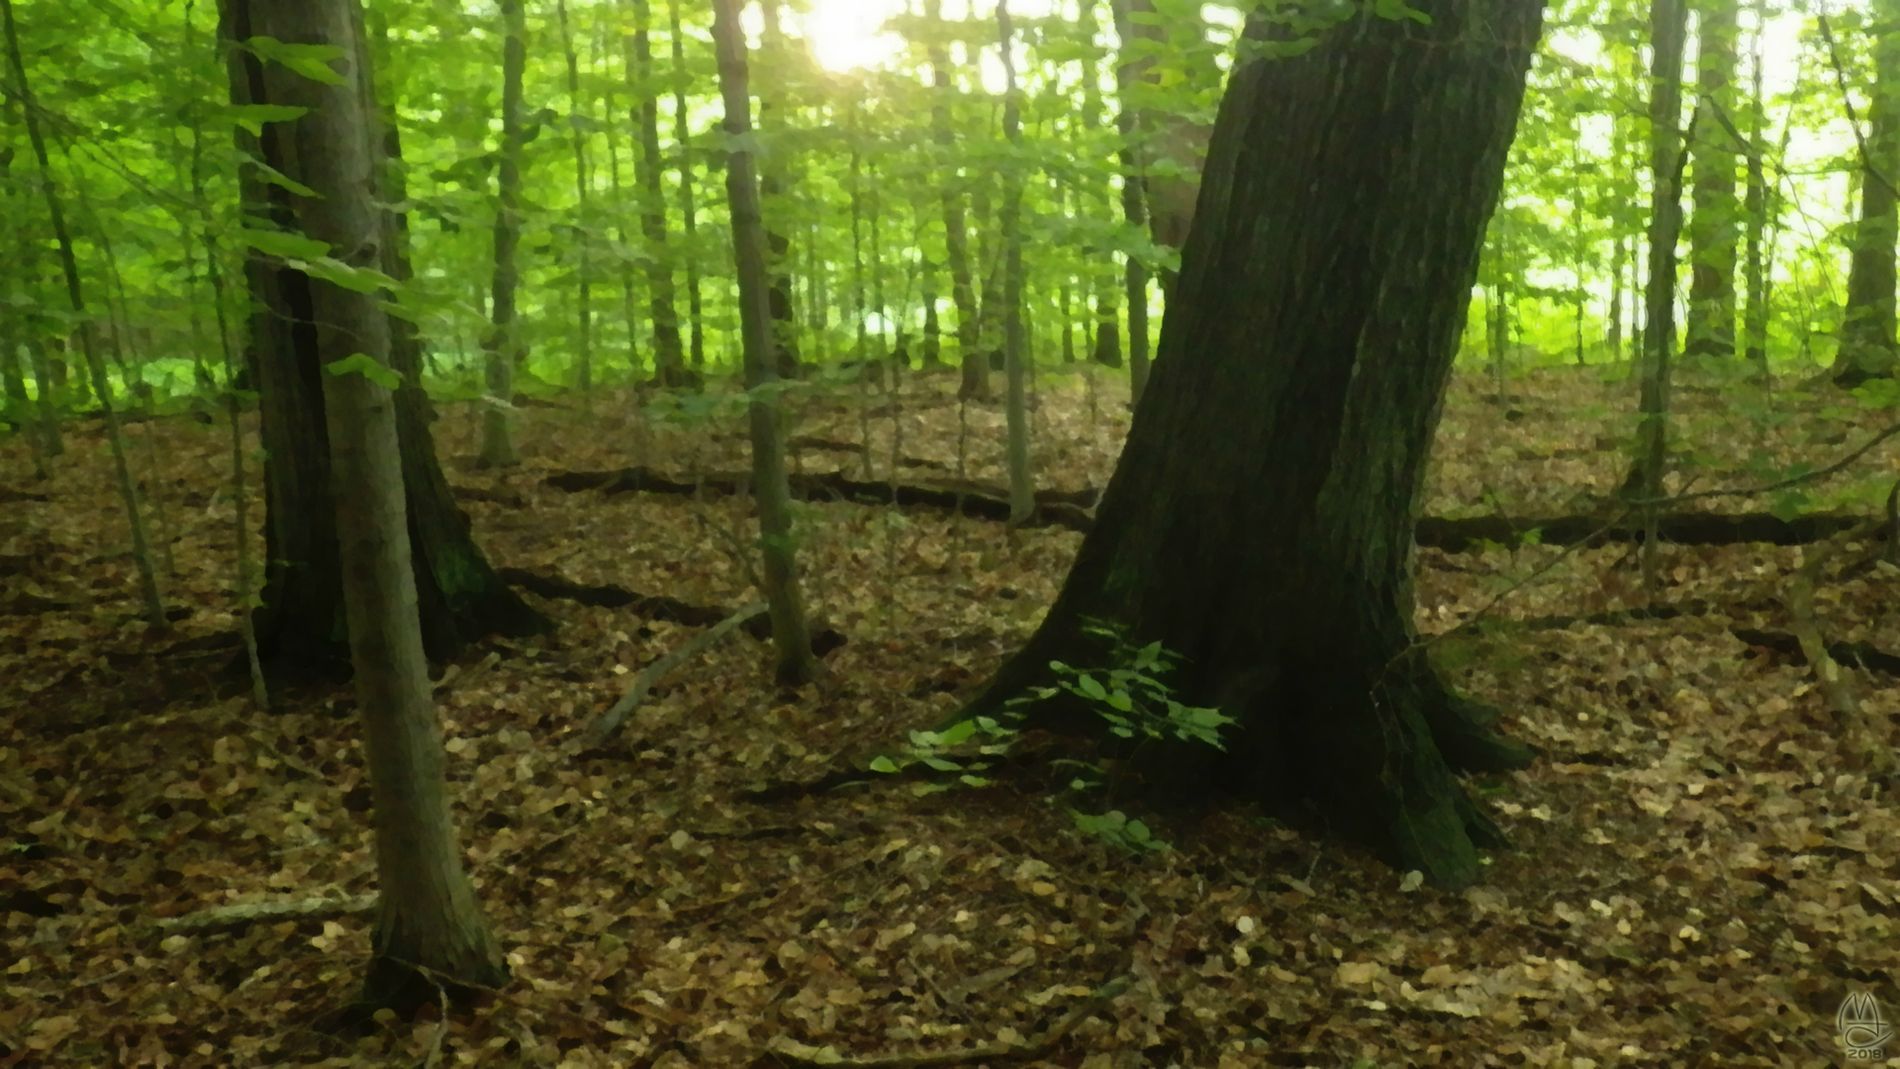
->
[868,755,900,774]
[323,353,401,390]
[240,227,331,262]
[245,36,347,85]
[229,103,308,136]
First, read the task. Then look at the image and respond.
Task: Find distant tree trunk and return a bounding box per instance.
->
[925,0,983,400]
[998,2,1034,524]
[600,22,643,376]
[1740,2,1770,375]
[1630,0,1690,592]
[478,0,526,467]
[3,0,165,627]
[628,0,688,385]
[555,0,595,396]
[711,0,816,685]
[757,2,801,381]
[246,0,508,1008]
[1684,0,1738,360]
[25,337,60,456]
[670,0,706,372]
[968,0,1544,889]
[1080,17,1122,372]
[1834,0,1900,386]
[220,0,544,672]
[1108,0,1153,403]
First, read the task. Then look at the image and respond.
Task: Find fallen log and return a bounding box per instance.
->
[1415,511,1869,552]
[544,465,1098,530]
[545,467,1881,552]
[499,567,845,656]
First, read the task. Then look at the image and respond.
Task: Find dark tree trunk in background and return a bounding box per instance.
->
[221,0,544,674]
[1108,0,1154,404]
[1834,0,1900,386]
[670,0,706,372]
[968,0,1545,889]
[479,0,526,467]
[628,0,689,386]
[758,1,802,381]
[1683,0,1738,360]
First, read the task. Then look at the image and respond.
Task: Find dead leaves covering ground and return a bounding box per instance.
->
[0,365,1896,1067]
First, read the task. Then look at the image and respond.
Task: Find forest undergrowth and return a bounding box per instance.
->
[1,365,1895,1067]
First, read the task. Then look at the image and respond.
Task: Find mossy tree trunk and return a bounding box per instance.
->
[967,0,1545,890]
[220,0,545,674]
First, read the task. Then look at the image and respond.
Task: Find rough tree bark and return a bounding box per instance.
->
[220,0,544,671]
[965,0,1545,889]
[243,0,507,1008]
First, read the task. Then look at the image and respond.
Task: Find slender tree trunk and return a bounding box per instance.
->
[479,0,526,467]
[25,336,60,455]
[757,2,801,381]
[968,0,1545,889]
[670,0,706,372]
[3,0,165,628]
[1108,0,1153,403]
[245,0,508,1008]
[1741,1,1769,375]
[1834,0,1900,386]
[998,2,1033,524]
[628,0,688,385]
[556,0,595,397]
[600,21,642,377]
[711,0,816,685]
[927,0,985,401]
[1632,0,1690,593]
[1684,0,1739,360]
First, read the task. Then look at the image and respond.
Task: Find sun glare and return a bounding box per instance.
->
[803,0,906,73]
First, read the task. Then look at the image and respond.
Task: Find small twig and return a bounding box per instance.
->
[581,600,768,747]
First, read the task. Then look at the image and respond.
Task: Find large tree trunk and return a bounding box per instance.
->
[244,0,507,1010]
[1683,0,1738,360]
[1834,0,1900,386]
[220,0,544,673]
[968,0,1544,889]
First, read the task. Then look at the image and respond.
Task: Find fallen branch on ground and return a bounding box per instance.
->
[499,566,844,656]
[543,465,1097,531]
[155,893,376,935]
[581,600,767,748]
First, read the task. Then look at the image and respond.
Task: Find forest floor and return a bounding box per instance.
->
[2,362,1897,1067]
